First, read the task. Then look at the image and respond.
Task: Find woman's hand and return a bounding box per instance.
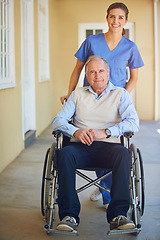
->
[60,95,68,104]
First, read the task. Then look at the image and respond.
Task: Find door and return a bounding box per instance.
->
[21,0,36,138]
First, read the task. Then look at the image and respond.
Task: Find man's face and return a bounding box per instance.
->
[86,59,109,93]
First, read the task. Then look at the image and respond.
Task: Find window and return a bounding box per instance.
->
[0,0,15,89]
[86,29,103,38]
[38,0,49,82]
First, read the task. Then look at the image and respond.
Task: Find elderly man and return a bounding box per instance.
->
[52,55,139,232]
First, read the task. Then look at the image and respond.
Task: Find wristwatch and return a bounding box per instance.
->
[105,129,111,138]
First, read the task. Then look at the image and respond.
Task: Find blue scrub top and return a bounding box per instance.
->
[75,33,144,87]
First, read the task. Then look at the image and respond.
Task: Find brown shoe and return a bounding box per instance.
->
[56,216,78,232]
[110,215,135,230]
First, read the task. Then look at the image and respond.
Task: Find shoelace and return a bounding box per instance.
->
[112,215,127,224]
[65,216,78,225]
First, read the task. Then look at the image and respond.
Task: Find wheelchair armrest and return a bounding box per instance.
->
[124,132,134,138]
[52,130,63,138]
[52,130,71,148]
[120,132,134,147]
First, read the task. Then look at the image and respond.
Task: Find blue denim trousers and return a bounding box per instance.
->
[57,141,130,224]
[96,170,112,204]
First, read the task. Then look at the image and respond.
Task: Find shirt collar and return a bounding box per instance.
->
[84,81,118,99]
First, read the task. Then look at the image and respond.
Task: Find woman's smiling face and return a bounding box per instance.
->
[107,8,128,34]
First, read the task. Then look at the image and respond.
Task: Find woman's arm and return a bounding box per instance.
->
[60,59,85,104]
[125,68,138,93]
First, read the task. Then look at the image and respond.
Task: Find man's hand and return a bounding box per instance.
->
[74,129,107,146]
[74,129,94,146]
[89,129,107,140]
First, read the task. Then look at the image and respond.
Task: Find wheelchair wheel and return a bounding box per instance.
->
[41,142,58,232]
[41,148,50,216]
[137,148,145,216]
[129,144,144,229]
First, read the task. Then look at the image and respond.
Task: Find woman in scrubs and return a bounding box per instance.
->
[60,2,144,207]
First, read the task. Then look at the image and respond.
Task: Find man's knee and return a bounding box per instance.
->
[112,145,130,168]
[57,146,76,169]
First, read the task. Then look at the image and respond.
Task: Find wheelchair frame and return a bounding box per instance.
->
[41,131,145,236]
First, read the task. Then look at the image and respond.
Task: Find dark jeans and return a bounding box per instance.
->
[57,141,131,224]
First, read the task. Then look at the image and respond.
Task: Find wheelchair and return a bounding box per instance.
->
[41,130,145,236]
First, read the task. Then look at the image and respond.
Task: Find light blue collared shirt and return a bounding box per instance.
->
[52,82,139,138]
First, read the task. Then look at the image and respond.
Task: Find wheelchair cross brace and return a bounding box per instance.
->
[76,169,111,193]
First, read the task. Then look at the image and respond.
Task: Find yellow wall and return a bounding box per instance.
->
[0,0,23,172]
[34,0,55,136]
[0,0,56,173]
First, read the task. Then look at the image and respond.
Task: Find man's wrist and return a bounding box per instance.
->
[105,128,111,138]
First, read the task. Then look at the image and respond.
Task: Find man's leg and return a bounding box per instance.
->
[57,142,94,224]
[57,141,133,230]
[94,142,134,230]
[88,142,131,223]
[103,144,131,222]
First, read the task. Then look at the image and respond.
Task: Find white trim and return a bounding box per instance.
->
[154,0,159,120]
[21,0,36,138]
[0,82,16,89]
[38,0,50,82]
[0,0,15,90]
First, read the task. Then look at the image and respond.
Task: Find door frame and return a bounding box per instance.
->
[21,0,36,139]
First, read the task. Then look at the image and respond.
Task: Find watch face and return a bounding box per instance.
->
[106,129,111,138]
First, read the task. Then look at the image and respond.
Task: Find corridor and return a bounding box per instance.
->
[0,121,160,240]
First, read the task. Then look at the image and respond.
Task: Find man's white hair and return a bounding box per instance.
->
[85,55,110,76]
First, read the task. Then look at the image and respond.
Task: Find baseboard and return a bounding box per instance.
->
[24,130,36,148]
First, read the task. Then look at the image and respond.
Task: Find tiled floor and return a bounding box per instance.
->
[0,121,160,240]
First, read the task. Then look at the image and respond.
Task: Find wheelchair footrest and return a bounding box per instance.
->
[107,227,141,235]
[44,225,78,235]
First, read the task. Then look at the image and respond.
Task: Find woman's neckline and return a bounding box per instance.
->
[103,32,123,52]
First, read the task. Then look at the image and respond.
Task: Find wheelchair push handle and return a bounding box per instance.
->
[124,132,134,138]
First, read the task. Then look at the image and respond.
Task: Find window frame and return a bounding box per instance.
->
[38,0,50,82]
[0,0,16,89]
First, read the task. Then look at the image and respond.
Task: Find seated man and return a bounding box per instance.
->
[52,55,139,232]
